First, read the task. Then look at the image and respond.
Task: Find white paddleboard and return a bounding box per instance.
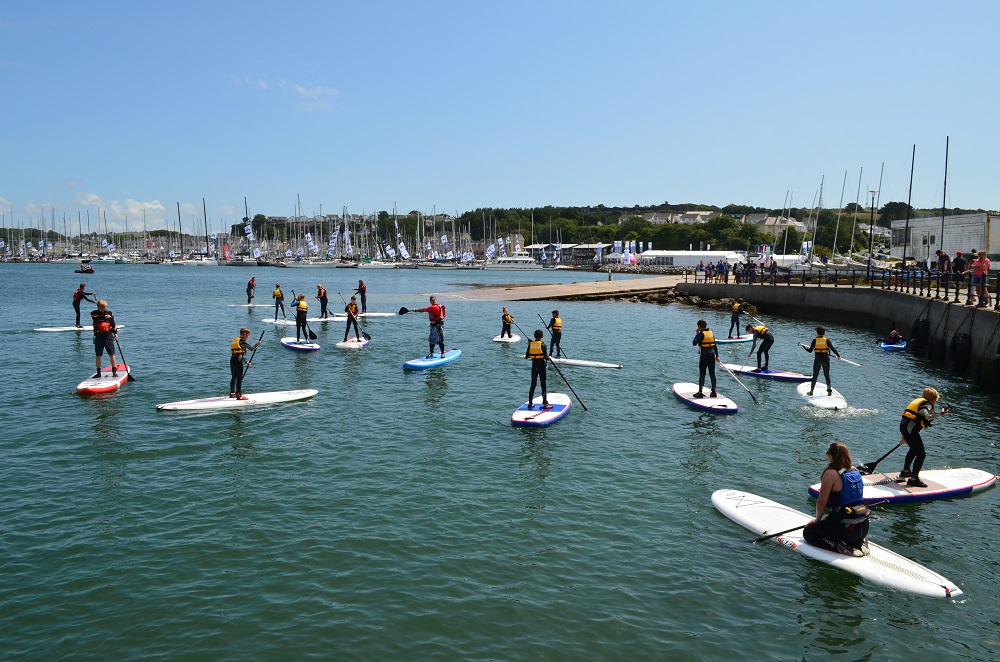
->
[716,336,753,344]
[722,363,810,382]
[493,334,521,343]
[157,389,319,411]
[329,312,395,319]
[335,336,370,349]
[797,381,848,410]
[261,318,296,326]
[809,468,997,505]
[35,324,125,332]
[280,337,321,351]
[672,382,738,413]
[227,304,265,307]
[76,364,130,395]
[403,348,462,369]
[712,489,962,598]
[511,393,572,427]
[550,357,623,369]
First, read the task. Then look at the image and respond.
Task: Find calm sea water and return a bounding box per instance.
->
[1,263,998,660]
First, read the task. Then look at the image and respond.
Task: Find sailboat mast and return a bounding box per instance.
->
[939,136,949,257]
[901,145,916,266]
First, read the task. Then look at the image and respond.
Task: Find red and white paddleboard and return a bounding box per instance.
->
[76,364,130,395]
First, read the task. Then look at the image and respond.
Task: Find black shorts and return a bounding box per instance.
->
[94,332,115,357]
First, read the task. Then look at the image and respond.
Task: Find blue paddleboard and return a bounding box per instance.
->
[280,337,321,351]
[880,339,907,351]
[511,393,572,427]
[403,348,462,369]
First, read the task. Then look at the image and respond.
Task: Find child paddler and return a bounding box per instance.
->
[230,326,260,400]
[898,387,950,488]
[525,329,550,409]
[272,283,286,320]
[72,282,96,328]
[746,323,774,372]
[293,293,309,343]
[90,300,119,378]
[500,306,514,338]
[801,326,842,396]
[344,296,362,342]
[728,298,745,338]
[692,319,720,398]
[546,310,563,358]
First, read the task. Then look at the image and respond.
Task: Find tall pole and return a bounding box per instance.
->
[901,144,916,268]
[867,190,878,283]
[939,136,949,256]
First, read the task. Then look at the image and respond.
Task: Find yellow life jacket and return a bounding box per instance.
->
[346,302,359,316]
[294,299,308,313]
[231,337,246,355]
[273,288,283,299]
[814,336,829,353]
[527,339,545,359]
[502,313,513,324]
[732,303,742,313]
[753,325,769,335]
[902,398,930,428]
[700,329,716,348]
[551,316,562,330]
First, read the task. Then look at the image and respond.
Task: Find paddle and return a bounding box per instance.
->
[513,320,587,411]
[338,292,371,341]
[113,333,136,382]
[858,442,903,475]
[718,360,759,405]
[241,331,265,379]
[398,307,410,315]
[734,500,890,545]
[290,291,319,340]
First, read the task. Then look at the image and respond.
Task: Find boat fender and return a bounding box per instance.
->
[948,333,972,373]
[910,318,930,350]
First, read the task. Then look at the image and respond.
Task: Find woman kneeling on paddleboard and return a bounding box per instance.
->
[804,442,870,557]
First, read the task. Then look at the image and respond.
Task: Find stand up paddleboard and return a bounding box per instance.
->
[35,324,125,332]
[330,312,395,319]
[672,382,738,413]
[721,363,810,382]
[716,336,753,345]
[335,336,370,349]
[712,489,962,598]
[156,389,319,411]
[797,381,848,410]
[403,348,462,369]
[493,334,521,343]
[227,304,265,307]
[809,468,997,505]
[881,340,907,351]
[76,364,130,395]
[261,318,296,326]
[280,337,321,351]
[511,393,572,427]
[550,357,623,369]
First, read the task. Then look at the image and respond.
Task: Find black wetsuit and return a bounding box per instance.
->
[693,329,718,394]
[73,288,95,327]
[526,339,549,405]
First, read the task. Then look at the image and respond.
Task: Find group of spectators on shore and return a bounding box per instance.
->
[932,249,992,306]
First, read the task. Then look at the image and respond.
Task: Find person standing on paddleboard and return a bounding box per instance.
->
[899,387,950,488]
[546,310,563,358]
[246,276,256,304]
[90,300,119,378]
[354,280,367,313]
[413,295,446,358]
[272,283,286,321]
[72,282,96,328]
[500,306,514,339]
[292,293,308,343]
[803,442,870,557]
[230,326,260,400]
[692,319,720,398]
[728,298,745,338]
[343,296,362,342]
[525,329,550,409]
[316,284,330,319]
[746,323,774,372]
[802,326,842,396]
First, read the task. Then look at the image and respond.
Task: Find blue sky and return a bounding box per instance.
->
[2,1,997,232]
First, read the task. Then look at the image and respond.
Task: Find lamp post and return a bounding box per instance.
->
[867,190,878,283]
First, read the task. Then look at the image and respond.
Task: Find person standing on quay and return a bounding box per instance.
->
[965,250,991,307]
[934,250,951,298]
[952,251,967,302]
[72,282,96,328]
[801,326,842,396]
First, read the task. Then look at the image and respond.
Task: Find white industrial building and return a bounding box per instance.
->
[889,212,998,264]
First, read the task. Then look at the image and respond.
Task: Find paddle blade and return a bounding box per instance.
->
[126,373,136,382]
[363,332,372,341]
[308,329,318,340]
[398,307,409,315]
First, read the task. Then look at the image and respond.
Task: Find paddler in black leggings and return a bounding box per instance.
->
[898,387,950,488]
[746,323,774,372]
[343,295,362,342]
[525,329,550,409]
[293,293,309,343]
[692,319,720,398]
[546,310,563,358]
[230,326,260,399]
[803,442,870,556]
[802,326,842,396]
[728,298,745,338]
[73,282,96,328]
